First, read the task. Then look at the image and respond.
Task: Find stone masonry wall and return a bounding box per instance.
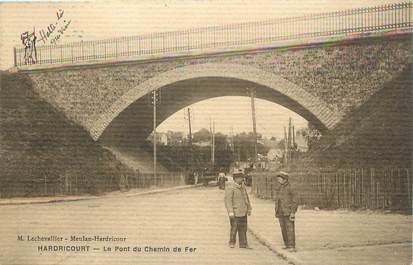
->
[26,34,412,139]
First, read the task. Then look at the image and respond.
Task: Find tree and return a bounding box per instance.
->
[192,128,211,143]
[233,132,269,161]
[298,123,322,151]
[214,132,227,148]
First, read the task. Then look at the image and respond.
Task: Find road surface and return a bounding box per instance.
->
[0,187,288,265]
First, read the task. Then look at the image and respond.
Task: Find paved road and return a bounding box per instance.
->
[0,187,288,265]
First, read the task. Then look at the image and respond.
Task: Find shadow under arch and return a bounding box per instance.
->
[93,63,339,144]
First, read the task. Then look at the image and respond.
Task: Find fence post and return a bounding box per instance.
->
[115,39,118,58]
[71,45,74,62]
[13,47,17,67]
[407,169,411,209]
[352,169,355,207]
[373,168,377,209]
[44,175,47,195]
[355,169,358,206]
[159,173,162,187]
[162,33,165,53]
[354,169,357,207]
[126,38,130,57]
[351,169,354,207]
[213,27,216,48]
[137,37,141,56]
[93,42,96,59]
[150,34,153,54]
[373,168,376,209]
[81,41,84,60]
[49,45,52,64]
[336,172,339,207]
[388,169,391,208]
[384,169,388,208]
[341,169,347,208]
[347,169,351,208]
[361,168,364,208]
[147,174,150,188]
[367,168,370,209]
[353,169,356,207]
[75,175,78,194]
[348,168,351,208]
[345,169,349,207]
[60,45,63,63]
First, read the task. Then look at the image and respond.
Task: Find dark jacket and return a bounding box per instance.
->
[225,182,252,217]
[274,181,298,217]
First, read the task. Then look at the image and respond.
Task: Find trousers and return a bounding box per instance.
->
[278,216,295,248]
[229,215,248,247]
[218,177,226,190]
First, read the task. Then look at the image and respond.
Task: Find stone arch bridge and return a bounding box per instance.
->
[17,33,411,148]
[11,3,413,148]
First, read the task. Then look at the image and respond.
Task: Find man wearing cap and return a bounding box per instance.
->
[274,171,298,252]
[225,171,252,249]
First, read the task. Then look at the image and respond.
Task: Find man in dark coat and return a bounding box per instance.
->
[218,169,227,190]
[225,172,252,249]
[274,171,298,252]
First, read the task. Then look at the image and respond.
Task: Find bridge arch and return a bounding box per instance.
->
[92,63,338,142]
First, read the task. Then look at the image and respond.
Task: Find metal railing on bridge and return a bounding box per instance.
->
[15,2,412,67]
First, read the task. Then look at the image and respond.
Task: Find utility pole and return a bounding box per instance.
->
[247,88,258,162]
[151,89,160,183]
[210,119,215,169]
[212,121,215,168]
[230,126,235,154]
[292,125,296,162]
[288,118,292,163]
[187,108,193,169]
[230,126,236,166]
[284,126,288,166]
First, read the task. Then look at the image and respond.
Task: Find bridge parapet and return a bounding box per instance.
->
[15,2,412,70]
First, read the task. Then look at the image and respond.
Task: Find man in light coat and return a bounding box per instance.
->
[225,172,252,249]
[274,171,298,252]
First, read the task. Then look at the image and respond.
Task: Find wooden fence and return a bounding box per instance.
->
[0,172,185,198]
[252,168,412,210]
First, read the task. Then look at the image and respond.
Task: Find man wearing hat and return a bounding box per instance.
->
[274,171,298,252]
[225,170,252,249]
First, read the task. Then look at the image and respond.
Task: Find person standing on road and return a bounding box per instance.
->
[274,171,298,252]
[225,172,252,249]
[193,170,199,185]
[218,169,227,190]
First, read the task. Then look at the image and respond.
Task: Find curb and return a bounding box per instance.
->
[0,184,203,206]
[248,226,305,265]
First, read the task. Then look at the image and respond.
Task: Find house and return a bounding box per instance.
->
[147,132,168,145]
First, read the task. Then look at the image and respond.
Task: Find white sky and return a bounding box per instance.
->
[0,0,395,138]
[157,96,308,139]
